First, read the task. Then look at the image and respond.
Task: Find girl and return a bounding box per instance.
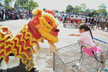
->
[69,24,105,67]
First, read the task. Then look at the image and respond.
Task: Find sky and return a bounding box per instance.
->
[34,0,108,11]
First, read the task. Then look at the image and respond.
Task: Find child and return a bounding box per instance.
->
[69,24,105,67]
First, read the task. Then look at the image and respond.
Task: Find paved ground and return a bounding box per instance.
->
[0,19,108,72]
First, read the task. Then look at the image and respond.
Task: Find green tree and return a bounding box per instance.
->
[5,0,11,6]
[28,0,38,11]
[0,2,2,6]
[85,9,91,16]
[80,3,87,11]
[107,11,108,17]
[65,5,73,13]
[97,4,107,16]
[98,4,107,10]
[91,9,95,13]
[96,9,107,16]
[14,0,38,11]
[74,6,82,14]
[19,0,29,8]
[61,11,64,14]
[56,10,59,13]
[90,10,96,17]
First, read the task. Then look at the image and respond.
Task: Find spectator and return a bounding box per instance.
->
[29,11,33,19]
[0,10,2,20]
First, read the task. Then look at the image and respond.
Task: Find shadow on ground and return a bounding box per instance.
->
[0,60,26,72]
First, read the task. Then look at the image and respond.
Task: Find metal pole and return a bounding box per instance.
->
[53,51,55,71]
[17,0,19,10]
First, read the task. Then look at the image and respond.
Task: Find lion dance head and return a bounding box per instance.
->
[29,9,59,44]
[29,9,59,54]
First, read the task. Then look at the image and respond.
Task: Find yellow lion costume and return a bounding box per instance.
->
[0,9,59,71]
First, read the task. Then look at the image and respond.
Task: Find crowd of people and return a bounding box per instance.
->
[0,8,33,21]
[0,8,108,31]
[60,15,108,31]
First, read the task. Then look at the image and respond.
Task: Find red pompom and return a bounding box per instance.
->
[45,10,55,17]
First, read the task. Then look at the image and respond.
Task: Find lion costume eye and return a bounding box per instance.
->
[48,22,50,24]
[42,12,57,27]
[44,17,53,26]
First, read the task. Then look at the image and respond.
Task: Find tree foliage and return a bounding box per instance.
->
[96,4,107,16]
[65,3,107,16]
[98,4,107,10]
[74,6,82,14]
[80,3,87,11]
[5,0,11,6]
[96,9,107,16]
[28,0,38,11]
[14,0,38,11]
[18,0,29,9]
[0,2,2,6]
[66,5,73,13]
[84,9,91,15]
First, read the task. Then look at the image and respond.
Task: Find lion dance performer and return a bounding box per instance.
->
[0,9,59,72]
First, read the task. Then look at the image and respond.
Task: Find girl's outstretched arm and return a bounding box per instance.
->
[69,34,80,36]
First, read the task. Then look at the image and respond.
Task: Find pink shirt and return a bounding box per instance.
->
[79,31,95,49]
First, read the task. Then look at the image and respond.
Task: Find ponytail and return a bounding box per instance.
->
[88,27,94,40]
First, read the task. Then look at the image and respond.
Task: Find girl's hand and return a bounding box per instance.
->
[69,34,75,36]
[69,34,80,36]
